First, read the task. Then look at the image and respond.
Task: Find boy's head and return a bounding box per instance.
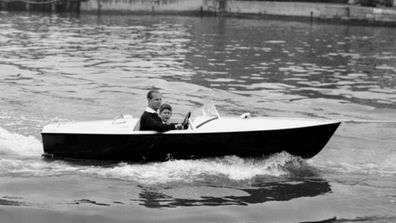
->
[159,103,172,123]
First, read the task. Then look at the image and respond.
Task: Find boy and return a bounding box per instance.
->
[158,103,173,124]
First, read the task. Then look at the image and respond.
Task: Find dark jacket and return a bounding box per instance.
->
[139,111,176,132]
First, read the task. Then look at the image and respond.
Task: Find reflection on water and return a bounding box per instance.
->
[135,178,331,208]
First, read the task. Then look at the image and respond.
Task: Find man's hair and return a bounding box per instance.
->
[147,90,160,100]
[159,103,172,113]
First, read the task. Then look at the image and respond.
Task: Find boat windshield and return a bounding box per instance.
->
[191,104,220,129]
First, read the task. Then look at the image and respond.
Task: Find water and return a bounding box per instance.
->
[0,12,395,222]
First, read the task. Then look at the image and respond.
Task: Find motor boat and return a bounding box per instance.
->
[41,105,340,162]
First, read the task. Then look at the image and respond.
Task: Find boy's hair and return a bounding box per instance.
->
[159,103,172,113]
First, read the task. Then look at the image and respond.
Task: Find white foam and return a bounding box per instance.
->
[84,155,291,184]
[0,158,78,177]
[0,152,303,184]
[0,127,42,157]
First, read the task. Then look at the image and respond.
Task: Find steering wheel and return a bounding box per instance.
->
[182,112,191,129]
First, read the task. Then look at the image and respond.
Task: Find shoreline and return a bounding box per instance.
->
[1,0,396,26]
[80,0,396,25]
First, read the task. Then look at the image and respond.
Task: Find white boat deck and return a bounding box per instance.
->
[41,116,339,135]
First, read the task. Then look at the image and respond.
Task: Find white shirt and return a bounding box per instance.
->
[145,107,157,114]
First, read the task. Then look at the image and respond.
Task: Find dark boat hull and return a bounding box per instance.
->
[42,122,340,162]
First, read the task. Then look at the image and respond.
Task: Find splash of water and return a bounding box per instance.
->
[0,127,42,157]
[81,152,304,184]
[0,152,304,184]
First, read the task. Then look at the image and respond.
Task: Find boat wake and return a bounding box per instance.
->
[79,152,307,184]
[0,152,308,184]
[0,127,42,157]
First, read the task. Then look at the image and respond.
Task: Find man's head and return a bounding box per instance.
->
[147,90,162,111]
[159,103,172,123]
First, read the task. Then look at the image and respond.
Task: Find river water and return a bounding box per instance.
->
[0,12,395,223]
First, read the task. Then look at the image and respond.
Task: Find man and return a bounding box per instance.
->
[139,90,182,132]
